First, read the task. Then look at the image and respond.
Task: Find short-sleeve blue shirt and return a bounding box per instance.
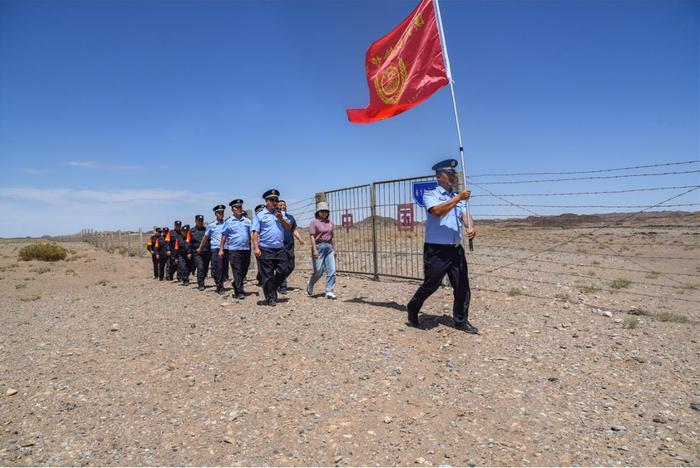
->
[205,218,226,250]
[252,208,289,249]
[423,184,465,245]
[222,215,252,250]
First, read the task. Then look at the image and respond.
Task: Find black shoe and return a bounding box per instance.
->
[198,286,205,291]
[183,281,189,286]
[407,307,420,328]
[236,293,245,300]
[268,299,276,307]
[455,320,478,334]
[278,287,288,295]
[216,287,224,295]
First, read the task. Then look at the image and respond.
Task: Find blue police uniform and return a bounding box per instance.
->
[407,159,477,333]
[222,214,252,297]
[253,190,293,305]
[206,209,228,292]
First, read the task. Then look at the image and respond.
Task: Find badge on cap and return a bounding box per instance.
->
[213,204,226,212]
[262,189,280,200]
[174,220,182,225]
[431,159,458,173]
[195,215,204,221]
[229,199,244,207]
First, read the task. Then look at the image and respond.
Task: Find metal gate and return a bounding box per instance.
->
[320,174,453,280]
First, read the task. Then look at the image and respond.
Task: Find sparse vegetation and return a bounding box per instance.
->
[15,283,26,289]
[578,284,600,294]
[591,261,600,266]
[645,271,660,279]
[30,266,51,274]
[622,317,639,329]
[64,268,78,277]
[0,263,18,272]
[586,270,596,277]
[507,287,522,297]
[96,279,109,286]
[19,294,41,302]
[18,243,67,262]
[655,312,689,323]
[627,308,652,317]
[610,278,632,289]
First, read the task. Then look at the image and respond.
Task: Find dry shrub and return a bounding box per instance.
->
[18,243,67,262]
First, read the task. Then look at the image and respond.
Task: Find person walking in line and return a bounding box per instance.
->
[190,215,210,291]
[277,199,304,295]
[254,204,265,286]
[220,199,252,299]
[146,227,161,279]
[198,205,227,294]
[153,226,170,281]
[406,159,477,333]
[251,189,293,306]
[306,201,337,300]
[167,221,185,281]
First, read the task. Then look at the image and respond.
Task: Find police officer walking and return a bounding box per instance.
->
[168,221,185,282]
[146,227,161,279]
[220,199,252,299]
[153,226,171,281]
[198,205,227,294]
[190,214,210,291]
[253,204,265,286]
[277,199,303,294]
[406,159,478,333]
[179,224,193,285]
[252,189,292,306]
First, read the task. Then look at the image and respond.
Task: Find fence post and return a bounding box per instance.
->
[370,183,379,281]
[139,228,143,257]
[127,230,131,255]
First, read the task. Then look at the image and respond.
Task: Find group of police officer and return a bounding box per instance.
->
[145,158,479,332]
[146,189,302,306]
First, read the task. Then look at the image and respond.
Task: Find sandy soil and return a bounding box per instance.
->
[0,236,698,466]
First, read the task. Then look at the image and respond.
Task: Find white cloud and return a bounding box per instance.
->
[67,161,143,170]
[20,168,51,175]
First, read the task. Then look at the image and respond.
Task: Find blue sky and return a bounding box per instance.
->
[0,0,698,236]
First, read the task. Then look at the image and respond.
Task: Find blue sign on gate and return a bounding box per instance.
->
[412,181,438,208]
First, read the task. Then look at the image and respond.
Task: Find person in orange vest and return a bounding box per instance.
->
[180,224,194,285]
[168,221,185,282]
[146,227,162,279]
[153,227,171,281]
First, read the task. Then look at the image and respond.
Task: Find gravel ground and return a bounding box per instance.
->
[1,238,698,466]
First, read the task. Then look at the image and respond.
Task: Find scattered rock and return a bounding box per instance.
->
[690,403,700,412]
[6,388,18,396]
[334,455,343,463]
[602,311,613,318]
[384,416,393,424]
[110,323,119,331]
[223,436,234,444]
[611,425,627,432]
[653,414,668,424]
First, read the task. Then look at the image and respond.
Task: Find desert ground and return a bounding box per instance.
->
[1,220,699,466]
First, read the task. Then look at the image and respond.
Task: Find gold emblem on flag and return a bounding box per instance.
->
[374,57,407,105]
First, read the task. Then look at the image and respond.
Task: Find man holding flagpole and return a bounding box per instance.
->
[346,0,479,330]
[407,159,477,331]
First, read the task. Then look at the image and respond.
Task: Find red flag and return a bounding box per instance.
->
[346,0,449,123]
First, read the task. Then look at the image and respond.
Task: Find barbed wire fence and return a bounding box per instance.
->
[75,159,700,314]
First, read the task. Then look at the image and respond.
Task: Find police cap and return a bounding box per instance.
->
[174,220,182,226]
[155,227,162,233]
[432,159,458,173]
[195,214,204,221]
[182,224,190,230]
[229,199,244,207]
[213,204,226,212]
[262,189,280,200]
[162,227,169,232]
[254,204,265,213]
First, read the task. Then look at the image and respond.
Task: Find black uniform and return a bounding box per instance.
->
[169,228,186,281]
[147,233,158,278]
[190,224,210,289]
[278,213,297,293]
[153,234,170,280]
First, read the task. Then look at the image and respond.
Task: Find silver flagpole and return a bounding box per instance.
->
[433,0,473,251]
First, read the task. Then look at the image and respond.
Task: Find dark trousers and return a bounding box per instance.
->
[151,254,158,278]
[211,249,229,289]
[194,252,211,287]
[157,255,168,280]
[279,244,295,290]
[167,254,177,280]
[259,247,291,301]
[255,258,262,285]
[177,253,189,283]
[228,249,251,295]
[408,243,471,322]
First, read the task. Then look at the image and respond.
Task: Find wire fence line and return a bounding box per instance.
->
[70,159,698,313]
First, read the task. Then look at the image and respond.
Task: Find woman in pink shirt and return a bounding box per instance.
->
[306,201,336,299]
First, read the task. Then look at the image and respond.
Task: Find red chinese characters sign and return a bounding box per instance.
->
[397,203,414,231]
